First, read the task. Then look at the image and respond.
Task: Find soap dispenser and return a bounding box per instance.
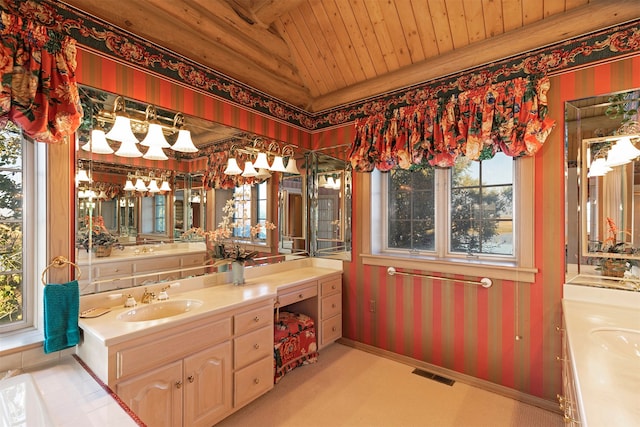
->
[124,295,137,308]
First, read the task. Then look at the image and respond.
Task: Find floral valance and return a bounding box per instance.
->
[0,9,83,143]
[349,77,555,172]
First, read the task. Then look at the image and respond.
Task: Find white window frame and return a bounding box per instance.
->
[363,156,537,283]
[0,136,45,340]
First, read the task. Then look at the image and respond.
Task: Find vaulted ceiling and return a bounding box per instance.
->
[61,0,639,113]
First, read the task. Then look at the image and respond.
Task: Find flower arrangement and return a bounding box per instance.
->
[77,216,118,252]
[184,199,276,263]
[595,217,637,277]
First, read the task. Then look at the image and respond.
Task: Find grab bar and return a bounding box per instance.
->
[387,266,492,288]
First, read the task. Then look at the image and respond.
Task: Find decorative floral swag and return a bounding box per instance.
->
[0,8,83,143]
[349,77,556,172]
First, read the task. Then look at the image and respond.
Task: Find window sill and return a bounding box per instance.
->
[0,328,43,356]
[362,254,537,283]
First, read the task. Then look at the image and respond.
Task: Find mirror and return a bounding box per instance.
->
[308,152,352,260]
[566,88,640,280]
[75,86,287,294]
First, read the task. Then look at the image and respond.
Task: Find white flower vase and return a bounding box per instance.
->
[231,261,245,285]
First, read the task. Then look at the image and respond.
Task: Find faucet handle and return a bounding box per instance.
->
[124,295,137,307]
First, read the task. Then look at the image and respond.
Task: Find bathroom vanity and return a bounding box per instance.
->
[77,259,342,427]
[560,282,640,426]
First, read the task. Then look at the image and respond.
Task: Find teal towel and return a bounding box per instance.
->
[43,280,79,354]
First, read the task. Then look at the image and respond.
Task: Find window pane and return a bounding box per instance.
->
[0,126,24,328]
[450,155,514,256]
[388,168,435,251]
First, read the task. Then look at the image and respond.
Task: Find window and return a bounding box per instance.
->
[385,154,513,260]
[369,153,535,282]
[0,124,28,332]
[140,194,167,234]
[232,182,268,241]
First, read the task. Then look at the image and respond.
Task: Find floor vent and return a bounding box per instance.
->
[411,368,455,386]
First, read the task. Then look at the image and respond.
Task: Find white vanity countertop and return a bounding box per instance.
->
[562,284,640,427]
[79,264,341,346]
[77,242,206,265]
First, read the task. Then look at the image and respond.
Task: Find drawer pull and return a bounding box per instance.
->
[556,356,567,362]
[188,375,195,383]
[175,380,183,389]
[332,285,336,290]
[332,326,337,332]
[254,316,260,322]
[332,303,336,308]
[254,378,260,385]
[299,294,304,299]
[254,343,260,350]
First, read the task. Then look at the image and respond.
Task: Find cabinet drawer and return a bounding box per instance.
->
[234,357,273,409]
[321,314,342,345]
[182,254,206,267]
[117,318,232,378]
[321,276,341,296]
[234,326,272,369]
[321,293,342,319]
[136,257,180,273]
[234,304,273,335]
[93,263,133,277]
[278,282,317,307]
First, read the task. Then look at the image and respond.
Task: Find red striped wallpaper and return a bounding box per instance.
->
[70,46,640,403]
[332,55,640,402]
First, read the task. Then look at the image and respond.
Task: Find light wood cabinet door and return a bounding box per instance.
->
[183,342,233,427]
[117,361,183,427]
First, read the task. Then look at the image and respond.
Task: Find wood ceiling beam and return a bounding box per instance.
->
[310,0,640,112]
[226,0,306,27]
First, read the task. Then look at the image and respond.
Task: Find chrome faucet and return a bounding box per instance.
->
[141,288,156,304]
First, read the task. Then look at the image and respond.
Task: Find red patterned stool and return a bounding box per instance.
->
[274,311,318,383]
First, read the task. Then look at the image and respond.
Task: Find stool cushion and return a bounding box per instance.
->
[274,312,318,383]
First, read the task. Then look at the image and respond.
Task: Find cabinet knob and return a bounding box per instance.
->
[254,316,260,322]
[298,294,304,299]
[332,303,336,308]
[175,380,183,389]
[332,326,337,332]
[332,285,336,290]
[188,375,195,383]
[254,378,260,385]
[254,343,260,350]
[556,356,567,362]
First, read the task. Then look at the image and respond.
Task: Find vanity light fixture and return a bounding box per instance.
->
[143,143,169,161]
[134,178,148,192]
[171,113,198,153]
[587,158,612,177]
[147,179,161,193]
[224,157,243,175]
[104,97,139,144]
[81,128,114,154]
[123,179,136,191]
[256,168,271,180]
[253,152,271,169]
[160,180,172,192]
[241,161,258,178]
[270,155,287,172]
[75,161,91,183]
[140,106,171,149]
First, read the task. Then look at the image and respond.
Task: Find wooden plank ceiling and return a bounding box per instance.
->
[62,0,639,113]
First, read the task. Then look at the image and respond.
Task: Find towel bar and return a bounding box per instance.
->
[41,256,82,285]
[387,266,492,288]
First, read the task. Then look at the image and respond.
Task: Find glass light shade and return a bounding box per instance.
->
[123,179,136,191]
[284,157,300,174]
[318,175,328,187]
[253,152,271,169]
[613,137,640,161]
[82,129,114,154]
[105,116,138,143]
[256,168,271,180]
[224,158,242,175]
[605,143,632,167]
[143,144,169,161]
[115,138,143,157]
[135,178,147,192]
[325,176,336,188]
[588,158,612,177]
[242,161,258,177]
[76,169,90,183]
[333,178,341,189]
[270,156,286,172]
[160,180,172,192]
[172,129,198,153]
[147,179,160,193]
[141,123,171,148]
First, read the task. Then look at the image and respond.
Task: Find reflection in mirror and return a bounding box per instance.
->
[279,174,306,254]
[75,85,289,295]
[308,152,352,260]
[566,88,640,283]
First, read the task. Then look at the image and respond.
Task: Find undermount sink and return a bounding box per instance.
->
[117,299,203,322]
[590,328,640,360]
